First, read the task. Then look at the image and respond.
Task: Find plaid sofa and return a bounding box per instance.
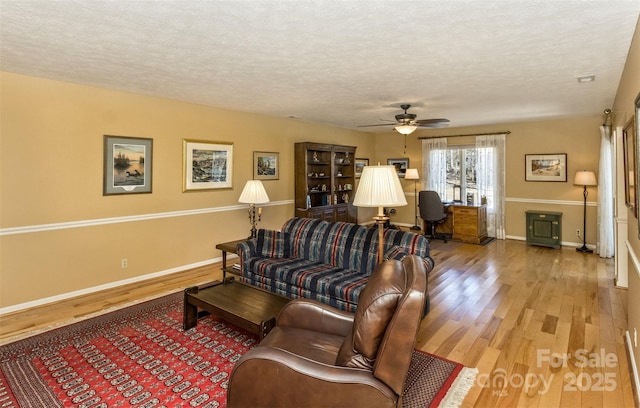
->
[236,217,434,312]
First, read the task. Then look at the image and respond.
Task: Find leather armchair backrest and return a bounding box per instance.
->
[336,255,427,395]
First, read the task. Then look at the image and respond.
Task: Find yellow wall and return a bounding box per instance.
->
[375,115,602,244]
[613,16,640,383]
[0,59,630,312]
[0,72,375,308]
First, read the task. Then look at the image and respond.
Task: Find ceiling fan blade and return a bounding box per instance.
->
[357,123,394,128]
[416,118,450,128]
[415,118,449,125]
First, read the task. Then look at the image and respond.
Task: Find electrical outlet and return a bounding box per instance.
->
[121,258,128,269]
[576,228,581,237]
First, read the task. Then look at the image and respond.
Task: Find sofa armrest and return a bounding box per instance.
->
[236,239,258,273]
[277,298,354,337]
[228,347,396,408]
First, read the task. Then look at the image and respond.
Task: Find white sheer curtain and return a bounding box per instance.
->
[597,125,614,257]
[476,134,506,239]
[421,137,447,197]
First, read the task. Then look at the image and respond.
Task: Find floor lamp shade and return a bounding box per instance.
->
[353,165,407,263]
[573,170,597,253]
[353,165,407,209]
[573,171,597,187]
[404,168,419,180]
[404,169,420,230]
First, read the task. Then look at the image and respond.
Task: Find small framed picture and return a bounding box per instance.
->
[183,140,233,191]
[387,158,409,178]
[623,117,636,216]
[254,151,279,180]
[635,91,640,236]
[525,153,567,182]
[103,135,153,195]
[355,158,369,178]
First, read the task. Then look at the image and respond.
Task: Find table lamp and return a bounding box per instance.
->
[353,164,407,264]
[404,168,421,230]
[574,170,597,253]
[238,180,270,239]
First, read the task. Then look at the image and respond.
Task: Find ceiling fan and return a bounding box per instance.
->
[358,104,450,134]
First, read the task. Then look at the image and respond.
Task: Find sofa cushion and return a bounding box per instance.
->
[242,256,367,311]
[256,229,290,258]
[241,273,359,312]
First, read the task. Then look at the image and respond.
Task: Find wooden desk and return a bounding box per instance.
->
[451,204,487,244]
[425,203,488,244]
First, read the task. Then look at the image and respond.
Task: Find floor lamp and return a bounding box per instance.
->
[405,168,421,231]
[353,165,407,264]
[238,180,270,239]
[574,170,597,253]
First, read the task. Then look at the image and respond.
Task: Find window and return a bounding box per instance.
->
[423,134,505,238]
[445,145,477,204]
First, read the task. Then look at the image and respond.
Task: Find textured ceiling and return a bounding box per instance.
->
[1,0,639,131]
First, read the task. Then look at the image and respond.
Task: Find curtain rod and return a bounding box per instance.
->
[418,131,511,139]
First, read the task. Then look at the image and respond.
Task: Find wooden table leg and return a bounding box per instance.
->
[221,250,227,282]
[183,286,198,330]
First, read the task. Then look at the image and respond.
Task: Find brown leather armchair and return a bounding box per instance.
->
[227,255,427,408]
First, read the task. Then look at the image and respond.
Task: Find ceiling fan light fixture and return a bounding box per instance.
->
[394,124,417,135]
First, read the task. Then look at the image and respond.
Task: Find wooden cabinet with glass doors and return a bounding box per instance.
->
[294,142,357,223]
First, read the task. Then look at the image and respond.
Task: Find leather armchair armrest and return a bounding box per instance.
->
[228,347,396,408]
[276,298,354,337]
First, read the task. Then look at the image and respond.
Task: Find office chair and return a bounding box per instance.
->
[418,190,448,243]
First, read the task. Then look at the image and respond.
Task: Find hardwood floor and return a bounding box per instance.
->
[423,239,634,408]
[0,239,635,407]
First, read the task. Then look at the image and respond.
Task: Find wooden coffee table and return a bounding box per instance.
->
[183,280,290,339]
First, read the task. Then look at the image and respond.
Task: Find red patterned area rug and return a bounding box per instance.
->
[0,292,476,407]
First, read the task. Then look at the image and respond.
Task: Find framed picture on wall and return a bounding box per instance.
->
[623,117,636,216]
[253,151,279,180]
[183,140,233,191]
[387,158,409,178]
[103,135,153,195]
[524,153,567,182]
[635,91,640,237]
[354,158,369,178]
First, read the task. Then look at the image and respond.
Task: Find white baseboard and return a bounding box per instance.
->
[506,235,595,250]
[0,254,238,316]
[625,330,640,406]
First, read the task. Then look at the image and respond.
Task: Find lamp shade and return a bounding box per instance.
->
[394,125,417,135]
[573,171,597,186]
[353,165,407,207]
[404,168,419,180]
[238,180,270,204]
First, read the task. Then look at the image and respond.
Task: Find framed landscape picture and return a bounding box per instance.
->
[387,158,409,178]
[253,151,279,180]
[524,153,567,182]
[183,140,233,191]
[355,158,369,178]
[103,135,153,195]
